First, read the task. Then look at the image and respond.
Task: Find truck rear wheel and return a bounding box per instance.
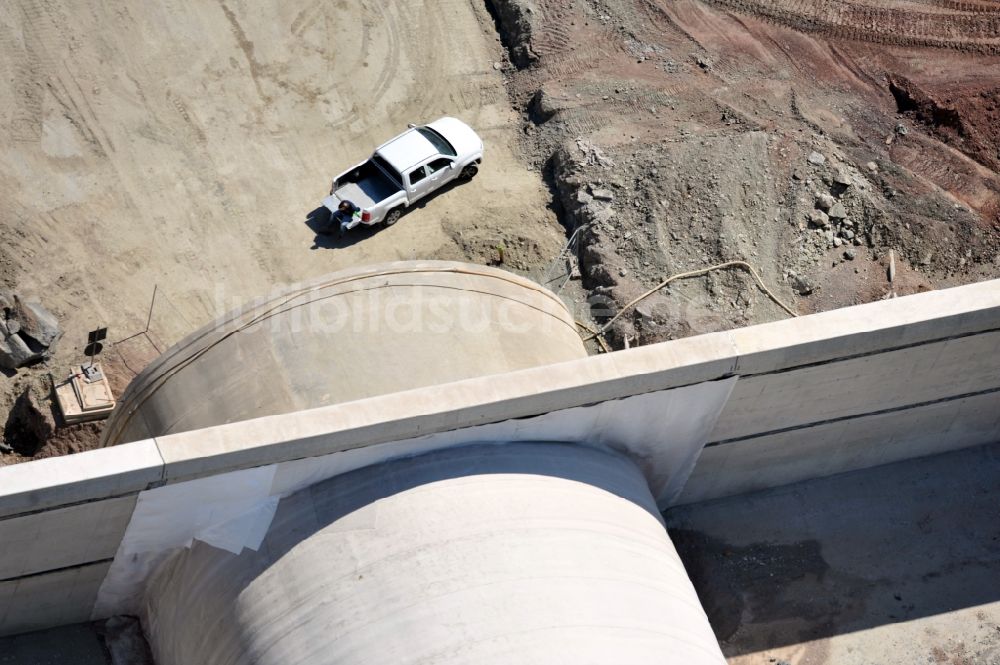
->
[384,208,402,226]
[459,165,478,180]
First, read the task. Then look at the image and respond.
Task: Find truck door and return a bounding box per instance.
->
[426,157,456,187]
[406,165,433,202]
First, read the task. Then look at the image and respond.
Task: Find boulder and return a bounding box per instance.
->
[590,187,614,202]
[807,151,826,166]
[0,292,61,370]
[792,274,816,296]
[0,325,38,370]
[828,202,848,219]
[807,210,830,228]
[13,295,62,348]
[833,171,852,187]
[815,192,836,211]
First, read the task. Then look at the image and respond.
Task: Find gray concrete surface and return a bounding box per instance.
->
[0,562,110,637]
[0,274,998,640]
[666,442,1000,665]
[680,388,1000,503]
[0,495,134,579]
[0,623,109,665]
[142,443,724,665]
[102,261,587,446]
[0,439,162,518]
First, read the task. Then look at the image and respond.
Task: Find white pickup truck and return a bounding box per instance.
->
[323,117,484,229]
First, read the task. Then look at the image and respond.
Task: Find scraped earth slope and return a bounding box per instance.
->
[492,0,1000,344]
[0,0,566,451]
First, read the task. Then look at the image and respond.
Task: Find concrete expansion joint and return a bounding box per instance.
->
[0,491,140,522]
[145,437,168,489]
[0,559,114,585]
[743,324,1000,380]
[708,383,1000,448]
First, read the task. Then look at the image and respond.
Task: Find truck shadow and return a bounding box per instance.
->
[303,207,382,250]
[303,176,473,250]
[410,176,467,211]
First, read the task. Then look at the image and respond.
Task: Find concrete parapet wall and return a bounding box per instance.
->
[0,562,111,637]
[677,282,1000,504]
[0,442,164,636]
[0,278,998,637]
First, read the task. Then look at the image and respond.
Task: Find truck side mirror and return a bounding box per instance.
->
[407,123,416,129]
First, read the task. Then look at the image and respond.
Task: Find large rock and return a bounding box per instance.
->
[792,274,816,296]
[0,323,37,369]
[0,292,62,370]
[833,171,853,187]
[815,192,836,211]
[14,295,61,348]
[828,202,848,219]
[808,210,830,228]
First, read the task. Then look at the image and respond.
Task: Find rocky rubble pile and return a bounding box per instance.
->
[802,164,868,259]
[0,293,61,371]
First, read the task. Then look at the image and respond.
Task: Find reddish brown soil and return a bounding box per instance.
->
[492,0,1000,345]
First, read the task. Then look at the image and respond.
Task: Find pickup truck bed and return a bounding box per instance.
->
[332,160,401,209]
[335,179,395,209]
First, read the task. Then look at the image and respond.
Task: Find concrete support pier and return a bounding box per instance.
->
[142,443,725,665]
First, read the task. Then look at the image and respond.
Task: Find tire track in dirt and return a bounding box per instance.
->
[407,0,452,119]
[698,0,1000,54]
[531,0,575,58]
[349,0,402,130]
[907,0,1000,13]
[7,1,54,143]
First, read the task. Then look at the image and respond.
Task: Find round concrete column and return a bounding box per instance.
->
[102,261,587,446]
[141,443,725,664]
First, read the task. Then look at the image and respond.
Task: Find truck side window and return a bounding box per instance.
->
[409,166,427,184]
[427,158,452,174]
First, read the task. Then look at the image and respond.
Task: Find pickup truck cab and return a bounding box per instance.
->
[323,117,484,229]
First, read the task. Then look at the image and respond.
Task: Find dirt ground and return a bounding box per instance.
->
[0,0,569,462]
[2,0,1000,460]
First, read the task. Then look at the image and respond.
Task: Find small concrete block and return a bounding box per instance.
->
[55,364,116,425]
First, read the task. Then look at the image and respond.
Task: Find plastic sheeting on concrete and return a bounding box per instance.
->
[267,376,737,507]
[92,466,279,618]
[93,376,735,618]
[142,443,726,665]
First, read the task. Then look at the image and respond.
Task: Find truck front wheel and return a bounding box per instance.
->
[384,208,402,226]
[459,165,478,180]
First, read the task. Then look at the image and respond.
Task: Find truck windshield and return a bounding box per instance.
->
[372,154,403,187]
[417,127,456,157]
